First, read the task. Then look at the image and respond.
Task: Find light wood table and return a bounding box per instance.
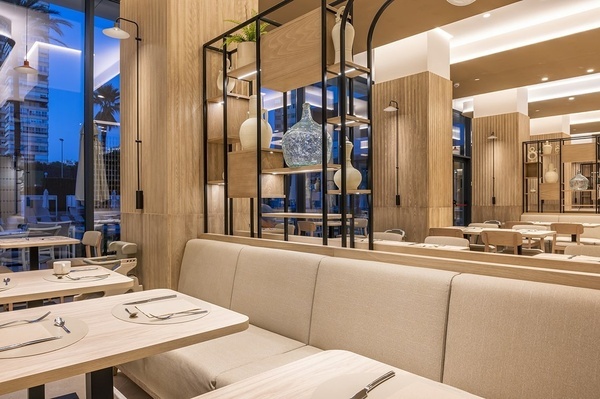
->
[0,267,134,310]
[458,227,556,253]
[355,240,470,251]
[0,288,249,399]
[194,350,481,399]
[0,236,80,271]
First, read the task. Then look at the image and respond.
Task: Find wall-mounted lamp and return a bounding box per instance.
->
[103,18,143,209]
[487,131,497,205]
[384,100,400,206]
[14,8,37,75]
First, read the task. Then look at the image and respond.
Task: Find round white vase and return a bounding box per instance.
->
[239,95,273,150]
[216,59,235,93]
[331,6,354,64]
[236,41,256,68]
[544,163,559,183]
[334,139,362,190]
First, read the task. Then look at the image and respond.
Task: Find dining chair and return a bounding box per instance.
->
[428,227,464,238]
[504,220,533,229]
[550,222,584,253]
[373,232,405,242]
[564,245,600,257]
[481,230,523,255]
[424,236,470,248]
[354,218,368,238]
[297,221,317,237]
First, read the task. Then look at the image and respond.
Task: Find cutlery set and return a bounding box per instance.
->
[349,370,395,399]
[0,311,71,352]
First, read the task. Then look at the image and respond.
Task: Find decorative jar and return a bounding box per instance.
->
[570,172,589,191]
[334,139,362,190]
[331,6,354,64]
[542,141,552,155]
[544,163,558,183]
[216,59,235,93]
[239,95,273,150]
[282,103,331,167]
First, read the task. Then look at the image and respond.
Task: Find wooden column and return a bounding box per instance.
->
[373,72,453,242]
[471,112,529,223]
[120,0,254,289]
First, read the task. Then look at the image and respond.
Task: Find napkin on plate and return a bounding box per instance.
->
[135,299,202,318]
[0,323,53,348]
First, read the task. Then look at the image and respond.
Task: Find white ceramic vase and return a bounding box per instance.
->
[236,41,256,68]
[542,141,552,155]
[334,139,362,190]
[544,163,559,183]
[331,6,354,64]
[239,95,273,150]
[216,59,235,93]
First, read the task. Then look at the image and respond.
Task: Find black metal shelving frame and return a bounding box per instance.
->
[202,0,395,249]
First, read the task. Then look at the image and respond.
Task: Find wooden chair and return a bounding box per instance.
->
[81,230,102,258]
[373,232,404,242]
[504,220,532,229]
[424,236,470,248]
[550,223,584,253]
[354,218,368,238]
[481,230,523,255]
[428,227,464,238]
[297,221,317,237]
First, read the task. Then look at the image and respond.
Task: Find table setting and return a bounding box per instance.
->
[111,293,211,325]
[43,261,110,283]
[0,310,88,359]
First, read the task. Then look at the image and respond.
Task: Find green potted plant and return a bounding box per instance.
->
[224,12,269,68]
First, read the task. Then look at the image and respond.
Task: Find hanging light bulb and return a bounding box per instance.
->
[14,8,37,75]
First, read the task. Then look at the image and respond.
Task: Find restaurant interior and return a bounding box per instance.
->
[1,0,600,398]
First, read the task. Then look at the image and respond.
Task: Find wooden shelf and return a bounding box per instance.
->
[326,61,370,79]
[263,164,340,175]
[327,189,371,195]
[564,189,595,192]
[208,137,240,144]
[327,115,370,127]
[227,63,257,81]
[207,180,225,185]
[206,93,250,103]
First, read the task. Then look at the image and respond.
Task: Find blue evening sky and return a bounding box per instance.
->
[46,4,120,162]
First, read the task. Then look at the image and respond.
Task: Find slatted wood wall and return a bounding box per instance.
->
[471,112,529,223]
[120,0,255,290]
[372,72,453,242]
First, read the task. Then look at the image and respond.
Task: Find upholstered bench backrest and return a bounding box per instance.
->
[443,274,600,399]
[177,239,244,308]
[230,246,325,344]
[309,257,459,382]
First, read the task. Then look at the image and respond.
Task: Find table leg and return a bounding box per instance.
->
[86,367,114,399]
[30,247,40,271]
[27,385,44,399]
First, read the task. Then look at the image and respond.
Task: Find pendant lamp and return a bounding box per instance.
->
[14,8,37,75]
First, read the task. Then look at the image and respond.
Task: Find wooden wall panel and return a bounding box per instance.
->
[121,0,255,290]
[372,72,452,242]
[472,112,529,223]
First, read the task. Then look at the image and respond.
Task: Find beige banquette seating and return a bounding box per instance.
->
[119,238,600,399]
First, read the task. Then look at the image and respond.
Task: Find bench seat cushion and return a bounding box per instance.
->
[122,325,309,399]
[215,345,322,388]
[309,257,459,382]
[443,274,600,399]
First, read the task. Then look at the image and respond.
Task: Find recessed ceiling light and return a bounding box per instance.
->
[474,78,480,81]
[535,109,540,112]
[483,13,491,18]
[541,77,549,82]
[587,68,595,73]
[446,0,476,5]
[568,97,575,101]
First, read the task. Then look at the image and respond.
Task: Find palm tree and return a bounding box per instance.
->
[10,0,73,47]
[94,84,121,147]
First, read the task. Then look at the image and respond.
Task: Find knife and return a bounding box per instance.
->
[0,336,61,352]
[349,370,395,399]
[123,294,177,306]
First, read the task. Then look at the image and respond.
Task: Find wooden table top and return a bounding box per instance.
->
[0,236,80,249]
[0,267,134,305]
[0,288,249,395]
[262,212,353,219]
[193,350,481,399]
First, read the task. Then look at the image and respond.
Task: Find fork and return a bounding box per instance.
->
[149,310,208,320]
[65,274,110,281]
[0,311,51,328]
